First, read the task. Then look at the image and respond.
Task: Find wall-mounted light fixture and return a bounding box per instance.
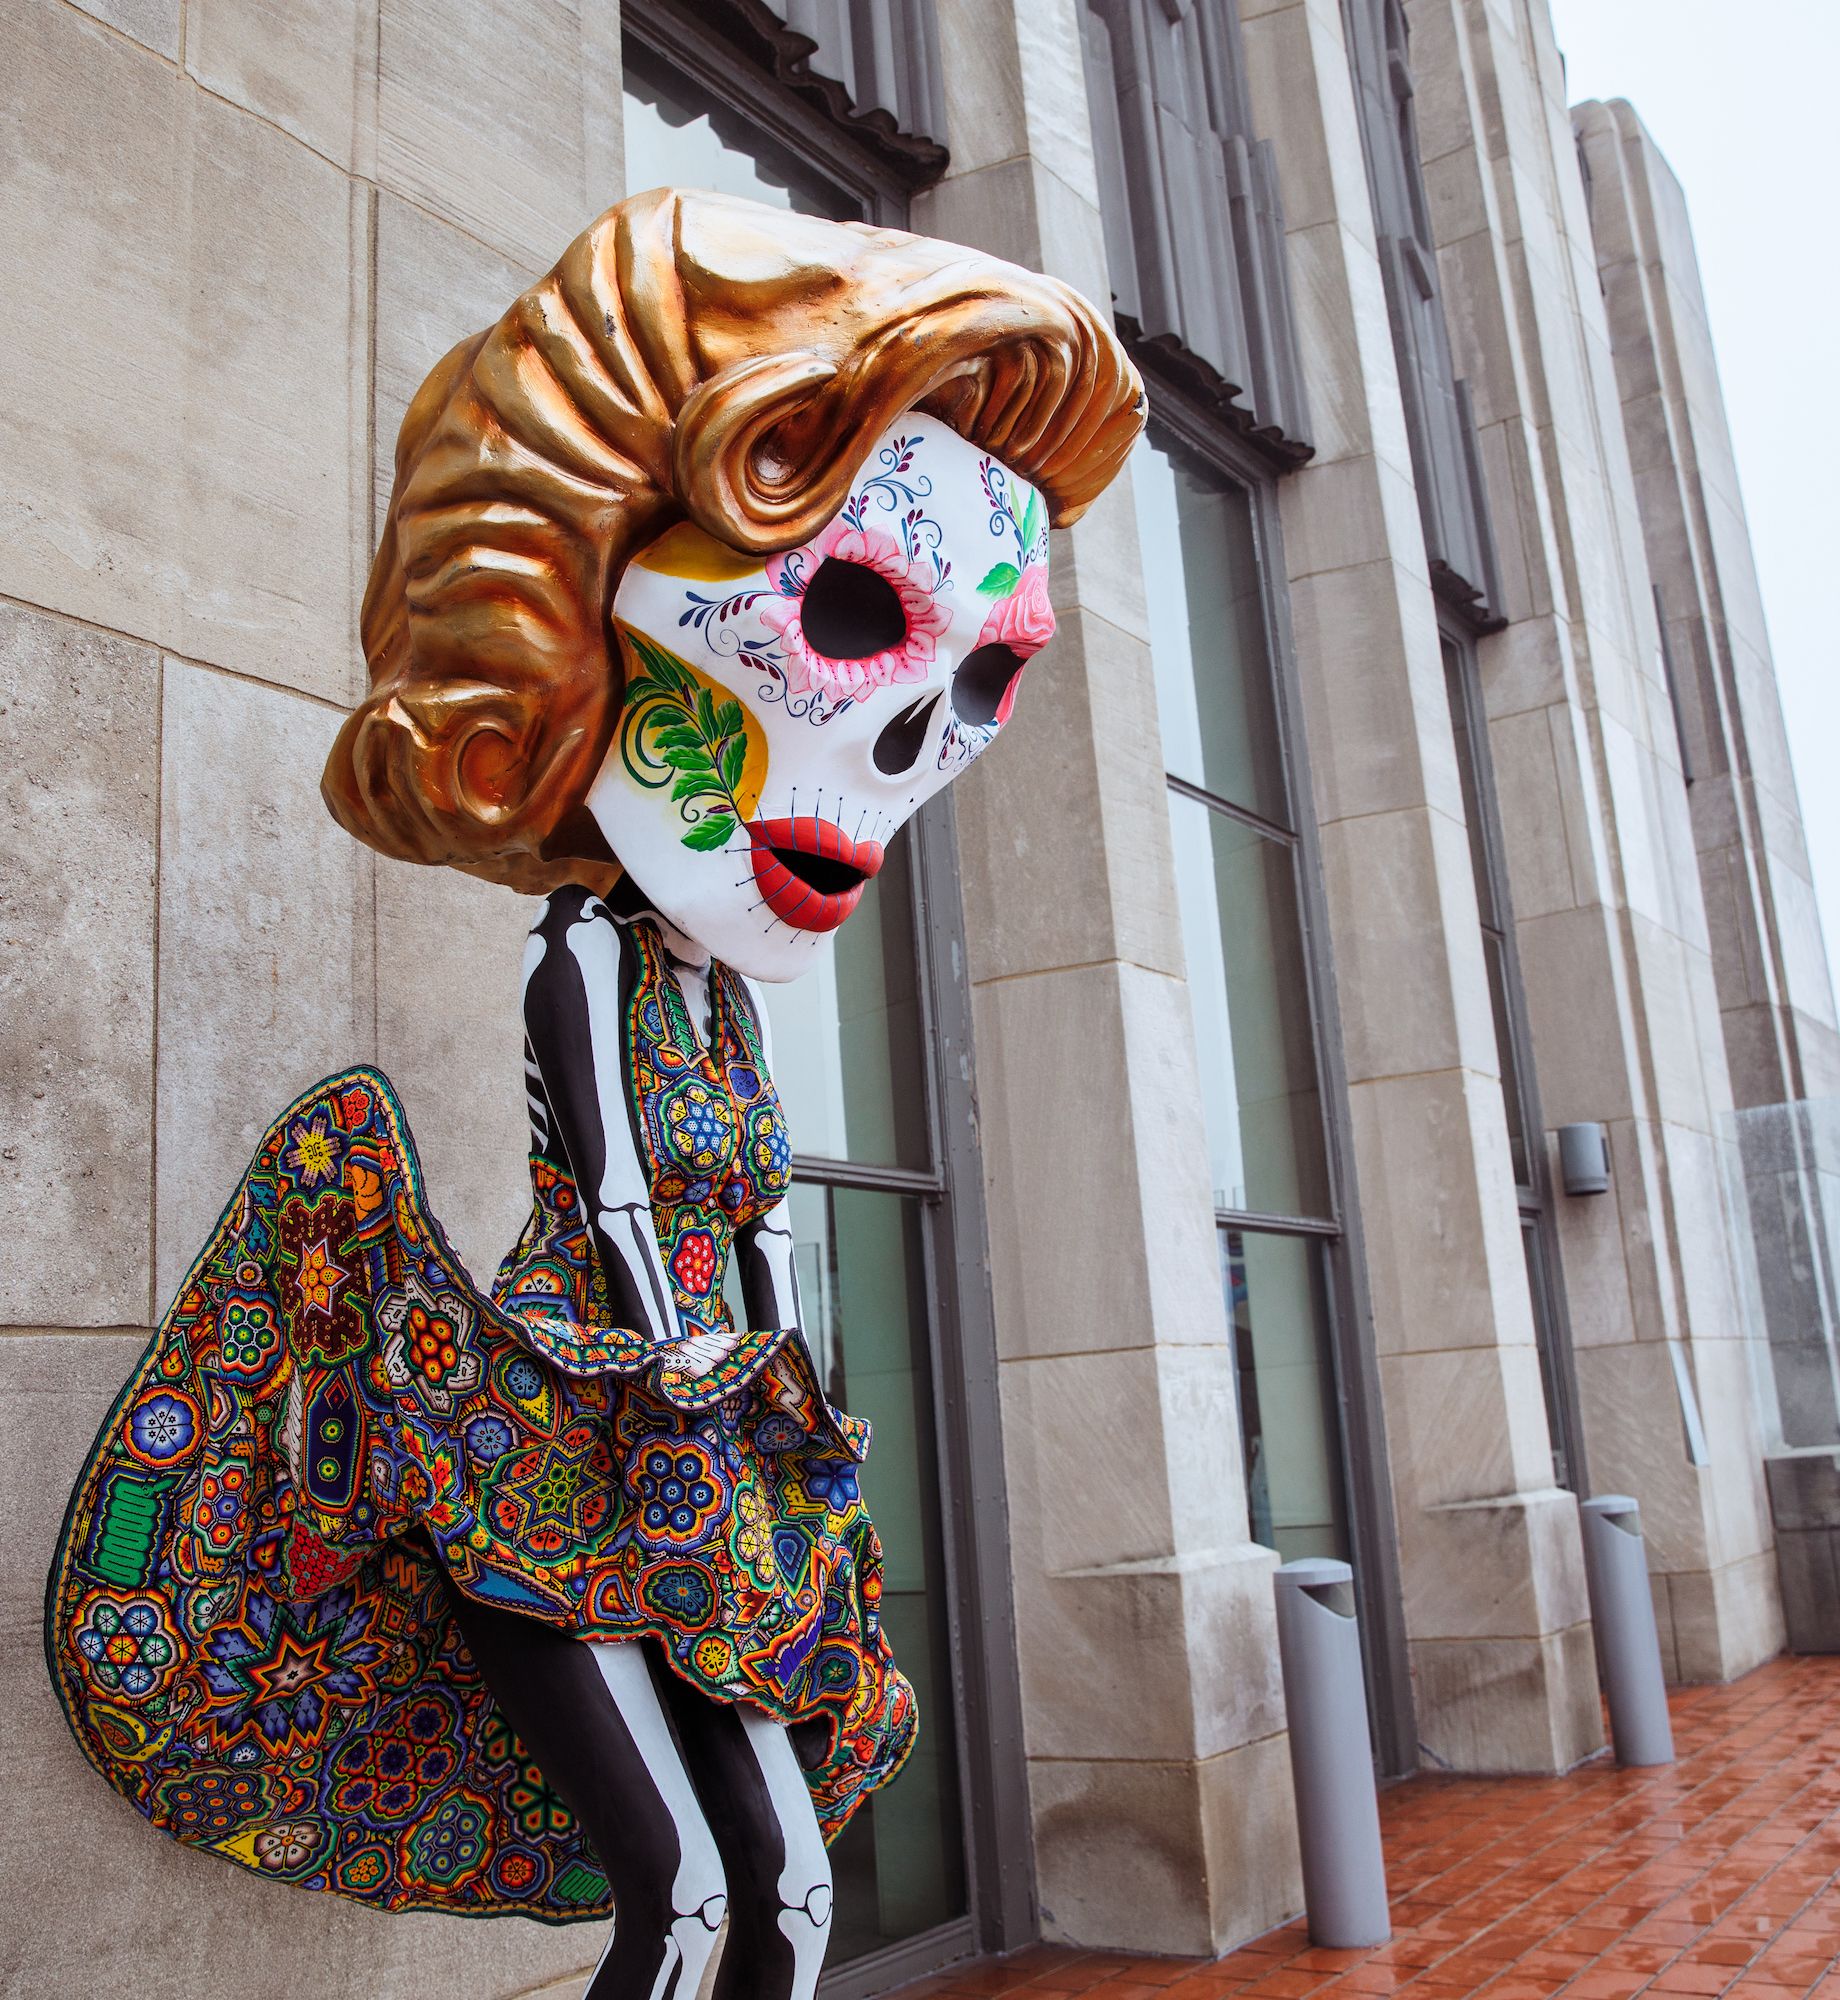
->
[1557,1121,1611,1196]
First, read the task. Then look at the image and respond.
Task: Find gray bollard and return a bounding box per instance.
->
[1579,1495,1675,1767]
[1273,1558,1390,1948]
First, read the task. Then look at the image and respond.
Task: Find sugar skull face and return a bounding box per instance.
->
[588,411,1055,979]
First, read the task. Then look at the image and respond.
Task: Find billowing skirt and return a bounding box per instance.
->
[44,1068,915,1919]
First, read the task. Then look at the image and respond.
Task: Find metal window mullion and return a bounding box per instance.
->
[1217,1207,1340,1238]
[1164,769,1297,845]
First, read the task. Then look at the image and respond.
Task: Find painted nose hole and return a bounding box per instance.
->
[873,691,941,775]
[952,642,1026,727]
[800,558,907,660]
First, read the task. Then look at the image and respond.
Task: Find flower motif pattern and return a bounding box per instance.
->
[51,926,913,1923]
[762,519,950,700]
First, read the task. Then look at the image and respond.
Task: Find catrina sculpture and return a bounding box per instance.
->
[47,189,1143,1997]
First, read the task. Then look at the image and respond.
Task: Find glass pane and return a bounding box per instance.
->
[760,830,931,1171]
[623,39,863,221]
[1132,425,1289,825]
[1521,1220,1572,1490]
[1224,1228,1349,1563]
[787,1182,966,1959]
[1484,932,1530,1190]
[1441,636,1500,929]
[1169,791,1329,1218]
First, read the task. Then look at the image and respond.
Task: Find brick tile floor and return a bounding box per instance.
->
[896,1656,1840,2000]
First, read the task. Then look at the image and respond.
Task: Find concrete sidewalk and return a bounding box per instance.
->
[899,1655,1840,1999]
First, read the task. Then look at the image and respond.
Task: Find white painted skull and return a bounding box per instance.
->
[588,412,1055,979]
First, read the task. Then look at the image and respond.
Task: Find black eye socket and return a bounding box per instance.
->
[951,643,1027,728]
[873,692,942,776]
[798,558,907,660]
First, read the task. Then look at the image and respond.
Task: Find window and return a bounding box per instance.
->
[1441,630,1586,1490]
[759,842,968,1960]
[1134,421,1348,1564]
[1342,0,1503,623]
[624,36,866,222]
[625,24,1024,1978]
[1078,0,1310,457]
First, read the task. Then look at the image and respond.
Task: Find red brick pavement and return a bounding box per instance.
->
[896,1655,1840,1999]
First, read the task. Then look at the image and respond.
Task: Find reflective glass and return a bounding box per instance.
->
[1223,1229,1348,1562]
[1132,427,1289,825]
[760,831,931,1171]
[787,1182,966,1958]
[1169,791,1328,1219]
[623,41,862,221]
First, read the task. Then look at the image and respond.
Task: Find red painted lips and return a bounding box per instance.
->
[747,815,886,933]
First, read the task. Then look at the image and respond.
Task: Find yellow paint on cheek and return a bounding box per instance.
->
[613,622,768,825]
[631,520,766,584]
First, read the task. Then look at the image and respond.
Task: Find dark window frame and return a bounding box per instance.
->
[1439,613,1590,1495]
[1140,358,1417,1776]
[623,0,917,226]
[619,27,1034,1989]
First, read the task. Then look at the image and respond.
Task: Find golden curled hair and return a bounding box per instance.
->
[325,187,1146,894]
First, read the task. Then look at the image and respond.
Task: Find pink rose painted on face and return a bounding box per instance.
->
[965,564,1055,729]
[763,520,951,700]
[973,564,1056,656]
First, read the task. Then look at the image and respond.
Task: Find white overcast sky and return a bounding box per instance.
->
[1542,0,1840,991]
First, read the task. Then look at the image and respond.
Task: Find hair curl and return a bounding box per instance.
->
[324,188,1146,893]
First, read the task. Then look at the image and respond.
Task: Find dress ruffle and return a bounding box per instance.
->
[45,1067,915,1919]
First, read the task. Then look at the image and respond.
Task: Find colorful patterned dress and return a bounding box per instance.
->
[45,888,915,1920]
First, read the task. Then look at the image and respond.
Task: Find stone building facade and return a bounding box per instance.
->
[2,0,1830,1993]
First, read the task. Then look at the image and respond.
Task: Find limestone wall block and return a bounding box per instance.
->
[1318,805,1498,1086]
[371,190,539,541]
[2,2,187,649]
[1345,1066,1534,1359]
[1408,1621,1601,1773]
[998,1346,1181,1579]
[958,605,1180,985]
[186,0,376,168]
[1194,1731,1304,1947]
[64,0,178,58]
[931,0,1028,179]
[373,859,535,1290]
[970,965,1205,1360]
[173,86,367,705]
[1282,452,1429,589]
[153,664,373,1310]
[1029,1737,1300,1955]
[1483,703,1578,922]
[1380,1341,1554,1517]
[0,602,160,1328]
[1512,901,1638,1123]
[374,0,622,267]
[1284,557,1448,826]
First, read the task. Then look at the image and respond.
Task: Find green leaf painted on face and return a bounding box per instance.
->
[977,561,1022,597]
[683,813,737,852]
[1019,486,1043,558]
[615,626,756,855]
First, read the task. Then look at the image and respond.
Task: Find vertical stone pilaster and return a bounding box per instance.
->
[1406,0,1784,1680]
[919,0,1304,1955]
[1239,0,1601,1771]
